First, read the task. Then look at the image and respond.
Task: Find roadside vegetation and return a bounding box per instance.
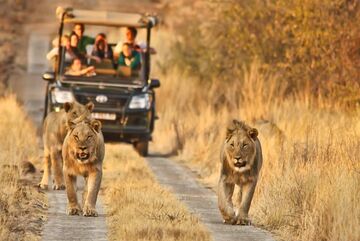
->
[168,0,360,105]
[103,144,210,241]
[153,65,360,241]
[0,95,46,241]
[0,0,28,90]
[152,1,360,240]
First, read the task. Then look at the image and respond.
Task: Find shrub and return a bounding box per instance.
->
[169,0,360,104]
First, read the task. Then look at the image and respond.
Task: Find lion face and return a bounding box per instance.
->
[67,120,102,164]
[225,120,258,173]
[64,101,94,126]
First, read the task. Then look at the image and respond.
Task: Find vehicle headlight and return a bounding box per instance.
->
[129,94,151,109]
[51,88,74,103]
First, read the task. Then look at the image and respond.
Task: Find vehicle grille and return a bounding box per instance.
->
[73,92,128,109]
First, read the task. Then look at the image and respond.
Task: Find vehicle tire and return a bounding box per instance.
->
[134,140,148,157]
[43,93,51,121]
[149,110,155,132]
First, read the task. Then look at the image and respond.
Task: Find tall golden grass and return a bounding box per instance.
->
[103,144,210,241]
[151,39,360,240]
[0,95,46,241]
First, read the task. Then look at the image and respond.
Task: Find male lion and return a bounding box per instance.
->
[62,119,104,217]
[218,119,262,225]
[38,101,94,190]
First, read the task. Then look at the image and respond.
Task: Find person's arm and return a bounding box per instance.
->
[65,66,95,76]
[46,47,59,60]
[86,54,101,63]
[65,69,80,76]
[130,51,141,70]
[81,66,95,75]
[138,41,157,54]
[113,41,122,61]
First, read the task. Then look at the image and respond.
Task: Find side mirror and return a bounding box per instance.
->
[42,71,55,81]
[149,78,160,88]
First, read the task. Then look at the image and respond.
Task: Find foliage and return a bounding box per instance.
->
[152,62,360,241]
[170,0,360,104]
[0,95,45,241]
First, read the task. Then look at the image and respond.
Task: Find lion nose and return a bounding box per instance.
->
[79,146,87,151]
[234,156,241,161]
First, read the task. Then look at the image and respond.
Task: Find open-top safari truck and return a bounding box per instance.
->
[42,7,160,156]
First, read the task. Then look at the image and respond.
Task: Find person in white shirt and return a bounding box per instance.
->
[46,35,77,69]
[113,27,155,61]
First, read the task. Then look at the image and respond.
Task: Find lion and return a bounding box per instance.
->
[218,119,263,225]
[62,119,104,217]
[38,101,94,190]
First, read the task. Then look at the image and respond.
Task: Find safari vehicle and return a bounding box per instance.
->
[42,7,160,156]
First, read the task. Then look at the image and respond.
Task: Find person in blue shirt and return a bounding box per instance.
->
[118,42,141,70]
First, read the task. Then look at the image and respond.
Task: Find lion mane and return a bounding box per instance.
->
[218,119,263,225]
[62,119,105,217]
[38,101,94,190]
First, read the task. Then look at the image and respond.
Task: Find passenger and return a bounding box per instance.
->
[114,27,139,57]
[73,23,95,54]
[69,32,85,60]
[114,27,156,60]
[118,42,141,70]
[46,36,67,61]
[65,58,95,76]
[91,33,113,60]
[70,32,100,64]
[46,35,81,67]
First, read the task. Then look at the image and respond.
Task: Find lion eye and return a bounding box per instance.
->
[86,135,92,140]
[72,111,77,117]
[230,143,235,148]
[74,135,79,141]
[243,143,248,148]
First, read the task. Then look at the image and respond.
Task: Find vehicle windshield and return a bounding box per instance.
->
[58,24,147,86]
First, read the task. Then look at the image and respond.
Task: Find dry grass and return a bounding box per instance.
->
[0,95,46,241]
[102,144,210,241]
[150,30,360,240]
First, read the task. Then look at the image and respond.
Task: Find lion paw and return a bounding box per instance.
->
[82,205,98,217]
[236,217,252,225]
[52,183,66,190]
[67,205,81,215]
[223,217,237,225]
[38,183,48,190]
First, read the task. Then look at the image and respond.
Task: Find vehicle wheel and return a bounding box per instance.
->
[149,110,155,132]
[134,140,148,157]
[43,93,51,121]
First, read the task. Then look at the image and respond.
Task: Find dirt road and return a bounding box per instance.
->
[42,183,107,241]
[146,157,274,241]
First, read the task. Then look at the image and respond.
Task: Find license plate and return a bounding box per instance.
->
[91,112,116,120]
